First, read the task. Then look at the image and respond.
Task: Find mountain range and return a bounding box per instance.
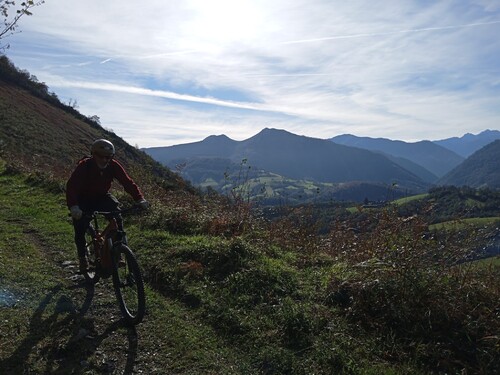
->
[329,134,464,178]
[3,53,497,205]
[438,139,500,188]
[434,130,500,158]
[143,128,500,203]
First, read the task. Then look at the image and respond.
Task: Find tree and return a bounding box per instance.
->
[87,115,101,125]
[67,98,78,109]
[1,0,44,50]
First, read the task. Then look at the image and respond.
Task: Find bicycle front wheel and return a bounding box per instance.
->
[83,226,100,284]
[111,244,146,325]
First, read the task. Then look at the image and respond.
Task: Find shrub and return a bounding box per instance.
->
[323,207,500,373]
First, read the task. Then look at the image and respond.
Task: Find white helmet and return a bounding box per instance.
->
[91,139,115,157]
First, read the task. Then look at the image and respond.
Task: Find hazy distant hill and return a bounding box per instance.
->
[144,128,430,198]
[330,134,464,178]
[434,129,500,158]
[148,134,238,164]
[437,140,500,188]
[370,154,438,183]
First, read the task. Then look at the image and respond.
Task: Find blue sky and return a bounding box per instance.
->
[4,0,500,147]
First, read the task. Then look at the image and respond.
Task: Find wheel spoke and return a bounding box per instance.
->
[112,245,145,325]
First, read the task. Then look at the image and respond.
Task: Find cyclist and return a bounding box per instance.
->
[66,139,149,273]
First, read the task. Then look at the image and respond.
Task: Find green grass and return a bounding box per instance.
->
[471,256,500,268]
[0,164,412,374]
[1,160,499,374]
[0,164,249,374]
[391,193,428,205]
[345,193,428,213]
[429,216,500,230]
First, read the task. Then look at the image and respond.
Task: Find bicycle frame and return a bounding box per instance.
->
[80,206,146,325]
[90,216,119,272]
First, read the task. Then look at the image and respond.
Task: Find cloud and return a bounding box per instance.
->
[52,79,266,110]
[6,0,500,147]
[281,20,500,44]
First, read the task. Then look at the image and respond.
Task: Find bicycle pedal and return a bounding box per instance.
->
[118,259,126,268]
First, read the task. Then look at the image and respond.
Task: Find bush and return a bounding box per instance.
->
[323,208,500,373]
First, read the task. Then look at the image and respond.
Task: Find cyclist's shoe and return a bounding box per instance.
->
[79,257,89,273]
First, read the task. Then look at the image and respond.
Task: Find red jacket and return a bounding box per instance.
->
[66,157,143,208]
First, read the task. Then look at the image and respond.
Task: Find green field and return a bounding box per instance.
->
[392,193,429,205]
[430,216,500,230]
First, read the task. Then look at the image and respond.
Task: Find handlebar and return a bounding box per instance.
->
[84,205,144,218]
[68,205,146,219]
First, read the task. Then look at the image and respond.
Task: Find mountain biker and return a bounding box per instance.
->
[66,139,149,273]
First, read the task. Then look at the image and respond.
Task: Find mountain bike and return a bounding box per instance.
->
[81,206,146,325]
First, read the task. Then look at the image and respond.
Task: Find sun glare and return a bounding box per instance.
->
[187,0,263,45]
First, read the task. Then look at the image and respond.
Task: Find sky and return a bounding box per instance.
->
[3,0,500,147]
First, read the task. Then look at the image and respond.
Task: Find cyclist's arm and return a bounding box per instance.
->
[66,161,88,208]
[111,160,144,202]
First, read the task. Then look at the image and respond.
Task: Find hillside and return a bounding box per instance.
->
[2,160,499,374]
[171,156,412,204]
[0,56,186,194]
[145,128,431,201]
[330,134,464,178]
[437,139,500,188]
[0,166,251,373]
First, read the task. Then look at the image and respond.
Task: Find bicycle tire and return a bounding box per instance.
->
[111,244,146,325]
[83,226,100,284]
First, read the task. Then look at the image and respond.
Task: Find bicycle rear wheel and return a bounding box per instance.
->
[83,226,100,284]
[111,244,146,325]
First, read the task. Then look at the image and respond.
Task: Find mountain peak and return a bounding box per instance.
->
[203,134,233,142]
[434,129,500,157]
[257,128,295,136]
[247,128,299,143]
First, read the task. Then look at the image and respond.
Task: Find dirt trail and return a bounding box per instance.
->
[0,214,166,374]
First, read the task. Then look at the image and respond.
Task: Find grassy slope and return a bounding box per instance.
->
[429,217,500,230]
[4,161,500,374]
[0,80,185,194]
[0,162,249,374]
[0,164,409,375]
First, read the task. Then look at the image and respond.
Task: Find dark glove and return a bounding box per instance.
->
[136,199,149,210]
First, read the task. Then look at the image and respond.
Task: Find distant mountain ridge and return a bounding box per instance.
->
[329,134,464,178]
[144,128,500,202]
[144,128,431,201]
[434,129,500,158]
[230,129,424,185]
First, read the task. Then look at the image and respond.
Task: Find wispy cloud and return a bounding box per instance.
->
[282,20,500,44]
[6,0,500,147]
[53,79,267,111]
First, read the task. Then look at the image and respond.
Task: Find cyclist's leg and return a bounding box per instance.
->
[75,198,98,271]
[73,215,92,272]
